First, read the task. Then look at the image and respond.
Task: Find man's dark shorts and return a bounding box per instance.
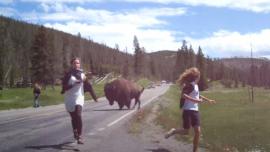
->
[182,110,200,129]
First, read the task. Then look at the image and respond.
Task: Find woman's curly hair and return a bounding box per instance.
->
[176,67,200,85]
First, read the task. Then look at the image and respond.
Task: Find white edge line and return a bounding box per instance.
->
[97,127,105,131]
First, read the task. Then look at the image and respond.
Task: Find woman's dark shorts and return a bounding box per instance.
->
[182,110,200,129]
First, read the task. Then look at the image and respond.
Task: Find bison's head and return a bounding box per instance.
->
[140,87,144,94]
[137,87,144,99]
[104,83,115,105]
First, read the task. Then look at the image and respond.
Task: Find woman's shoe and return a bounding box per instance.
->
[73,130,79,140]
[77,137,84,144]
[165,128,176,139]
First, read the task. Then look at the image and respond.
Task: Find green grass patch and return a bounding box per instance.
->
[0,83,104,110]
[136,78,152,88]
[156,85,270,152]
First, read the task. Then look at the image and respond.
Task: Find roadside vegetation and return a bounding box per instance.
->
[0,84,104,110]
[136,78,152,88]
[0,77,150,110]
[156,82,270,152]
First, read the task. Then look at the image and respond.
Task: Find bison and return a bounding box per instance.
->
[104,78,144,110]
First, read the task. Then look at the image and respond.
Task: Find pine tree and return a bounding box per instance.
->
[188,45,195,68]
[206,57,214,81]
[4,33,15,87]
[88,53,95,74]
[0,20,6,88]
[260,62,270,88]
[173,40,187,80]
[196,46,208,90]
[30,26,50,85]
[149,58,156,77]
[133,35,144,76]
[62,37,70,74]
[47,32,57,87]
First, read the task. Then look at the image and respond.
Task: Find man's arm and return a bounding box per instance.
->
[84,81,98,102]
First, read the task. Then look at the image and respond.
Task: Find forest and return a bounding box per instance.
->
[1,15,270,91]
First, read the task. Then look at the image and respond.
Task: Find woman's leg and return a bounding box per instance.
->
[165,127,189,138]
[165,110,190,138]
[193,126,201,152]
[74,105,82,138]
[69,111,78,139]
[72,105,83,144]
[174,128,189,135]
[191,111,201,152]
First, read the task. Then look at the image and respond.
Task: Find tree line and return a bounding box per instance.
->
[0,16,132,88]
[1,15,270,90]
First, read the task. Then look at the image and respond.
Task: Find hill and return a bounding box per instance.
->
[221,57,270,70]
[148,50,177,80]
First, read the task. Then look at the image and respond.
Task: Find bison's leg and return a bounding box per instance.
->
[133,98,141,110]
[132,99,137,109]
[137,99,141,109]
[126,100,131,109]
[126,97,131,109]
[118,102,124,110]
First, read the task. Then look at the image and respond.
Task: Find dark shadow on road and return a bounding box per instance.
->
[25,141,80,151]
[93,108,131,111]
[146,148,172,152]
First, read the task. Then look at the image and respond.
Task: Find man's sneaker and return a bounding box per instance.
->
[165,128,176,139]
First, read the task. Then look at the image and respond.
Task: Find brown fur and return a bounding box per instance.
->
[104,78,144,110]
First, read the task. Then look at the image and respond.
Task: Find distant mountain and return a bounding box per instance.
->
[221,57,270,70]
[147,50,177,80]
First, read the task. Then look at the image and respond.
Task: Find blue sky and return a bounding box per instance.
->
[1,0,270,58]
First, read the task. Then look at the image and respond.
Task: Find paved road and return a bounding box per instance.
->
[0,84,170,152]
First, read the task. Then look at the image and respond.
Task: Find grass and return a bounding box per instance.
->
[156,84,270,152]
[0,84,104,110]
[0,77,150,110]
[136,78,152,88]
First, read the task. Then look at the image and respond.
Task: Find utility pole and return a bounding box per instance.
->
[250,43,254,103]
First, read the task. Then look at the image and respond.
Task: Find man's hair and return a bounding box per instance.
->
[177,67,200,85]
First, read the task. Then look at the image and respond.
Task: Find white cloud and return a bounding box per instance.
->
[17,4,187,52]
[0,7,17,16]
[185,29,270,57]
[44,21,180,53]
[44,19,270,58]
[41,3,50,12]
[20,0,101,3]
[14,1,270,57]
[122,0,270,13]
[20,0,270,13]
[0,0,14,5]
[31,6,186,24]
[32,4,270,57]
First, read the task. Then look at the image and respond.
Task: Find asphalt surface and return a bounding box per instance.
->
[0,84,170,152]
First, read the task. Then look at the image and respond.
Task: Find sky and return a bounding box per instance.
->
[1,0,270,58]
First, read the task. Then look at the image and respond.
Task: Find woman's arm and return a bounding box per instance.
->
[183,94,202,103]
[200,95,216,103]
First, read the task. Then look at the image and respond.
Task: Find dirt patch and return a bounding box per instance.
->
[127,98,206,152]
